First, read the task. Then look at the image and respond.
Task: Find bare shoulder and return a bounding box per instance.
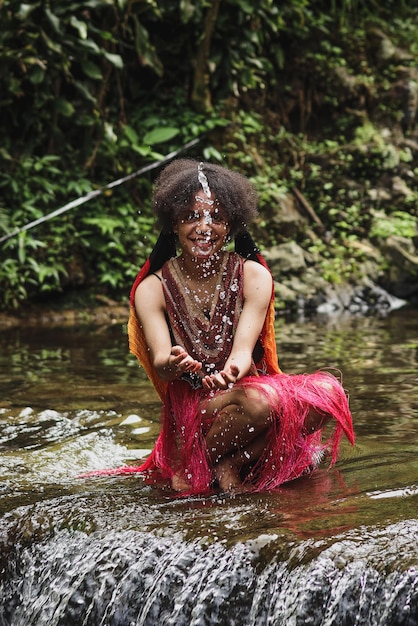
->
[134,272,165,313]
[243,259,273,305]
[243,258,272,285]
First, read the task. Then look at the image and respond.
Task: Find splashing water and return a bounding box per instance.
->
[1,509,418,626]
[196,163,214,206]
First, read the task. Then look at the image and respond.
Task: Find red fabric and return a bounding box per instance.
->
[130,257,151,306]
[81,231,355,492]
[162,253,248,375]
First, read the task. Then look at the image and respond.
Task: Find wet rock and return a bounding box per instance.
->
[383,235,418,298]
[0,305,129,330]
[391,175,415,197]
[316,280,406,316]
[263,242,307,277]
[256,193,307,240]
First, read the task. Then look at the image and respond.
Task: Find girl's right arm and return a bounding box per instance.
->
[134,275,202,381]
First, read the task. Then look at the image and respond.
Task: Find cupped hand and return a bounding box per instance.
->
[202,364,240,391]
[169,345,202,377]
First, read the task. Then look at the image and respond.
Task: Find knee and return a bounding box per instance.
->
[239,388,272,426]
[314,373,346,404]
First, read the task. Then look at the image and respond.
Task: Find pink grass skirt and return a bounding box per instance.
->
[108,370,354,495]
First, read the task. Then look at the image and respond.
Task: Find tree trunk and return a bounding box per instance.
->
[191,0,222,113]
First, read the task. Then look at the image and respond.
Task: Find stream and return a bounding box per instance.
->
[0,306,417,625]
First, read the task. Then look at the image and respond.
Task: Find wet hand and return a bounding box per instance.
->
[202,364,240,390]
[169,345,202,378]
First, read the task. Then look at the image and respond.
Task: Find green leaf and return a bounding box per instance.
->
[0,148,12,161]
[82,60,103,80]
[17,233,26,264]
[131,144,164,159]
[17,3,40,19]
[55,98,75,117]
[70,16,88,40]
[180,0,195,23]
[73,80,96,103]
[45,8,61,34]
[29,65,45,85]
[83,217,124,236]
[123,125,139,144]
[132,15,163,76]
[233,0,253,15]
[143,127,180,145]
[102,51,123,68]
[40,29,63,54]
[78,39,101,54]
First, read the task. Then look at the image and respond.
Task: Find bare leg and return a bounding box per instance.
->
[170,387,273,492]
[202,383,334,492]
[214,431,269,491]
[203,387,274,491]
[213,459,242,492]
[303,407,331,435]
[303,375,342,434]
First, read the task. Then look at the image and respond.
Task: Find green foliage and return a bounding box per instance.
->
[1,0,418,310]
[370,211,418,240]
[0,91,230,309]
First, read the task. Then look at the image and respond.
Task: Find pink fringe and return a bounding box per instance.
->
[97,370,354,495]
[239,371,354,491]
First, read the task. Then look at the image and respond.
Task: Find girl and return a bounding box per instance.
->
[127,159,354,493]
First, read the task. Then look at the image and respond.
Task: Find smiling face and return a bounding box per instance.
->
[173,197,230,260]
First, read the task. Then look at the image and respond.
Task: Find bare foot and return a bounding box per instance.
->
[215,460,242,492]
[171,471,190,492]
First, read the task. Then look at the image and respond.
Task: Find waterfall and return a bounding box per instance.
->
[1,504,417,626]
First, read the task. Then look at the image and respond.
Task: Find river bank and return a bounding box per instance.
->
[1,238,416,331]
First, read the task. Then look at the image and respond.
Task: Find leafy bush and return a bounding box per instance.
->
[1,0,418,309]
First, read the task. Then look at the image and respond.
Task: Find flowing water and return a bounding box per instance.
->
[0,307,417,625]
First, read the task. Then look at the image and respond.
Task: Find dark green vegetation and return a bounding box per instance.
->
[1,0,417,311]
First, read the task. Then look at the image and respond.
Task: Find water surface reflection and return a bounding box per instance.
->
[1,308,417,624]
